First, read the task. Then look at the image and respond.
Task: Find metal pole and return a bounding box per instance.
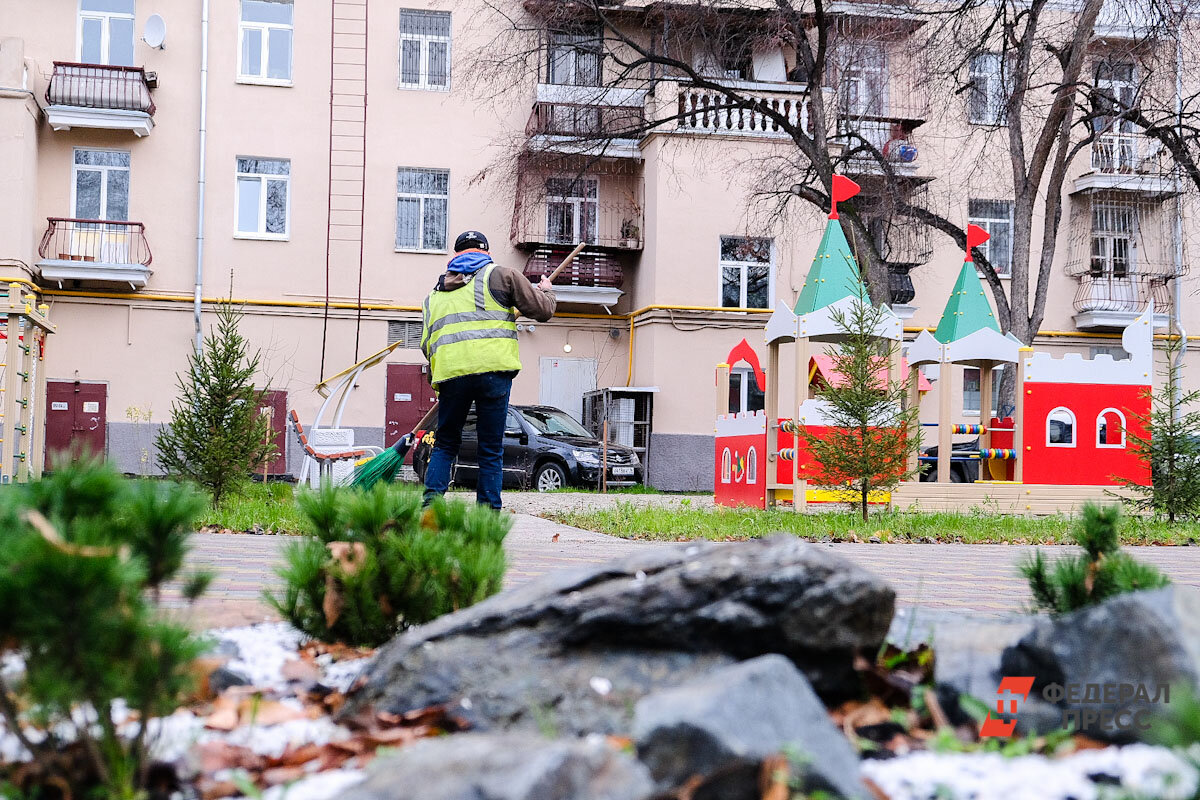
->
[1172,24,1187,416]
[193,0,210,353]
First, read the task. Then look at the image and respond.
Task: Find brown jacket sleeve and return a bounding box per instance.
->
[489,264,556,322]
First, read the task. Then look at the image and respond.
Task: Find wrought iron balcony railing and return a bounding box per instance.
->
[38,218,153,267]
[46,62,156,115]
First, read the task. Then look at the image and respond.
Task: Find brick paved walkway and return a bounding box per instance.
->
[169,516,1200,628]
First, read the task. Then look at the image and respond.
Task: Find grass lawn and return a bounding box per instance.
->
[544,502,1200,545]
[200,481,307,533]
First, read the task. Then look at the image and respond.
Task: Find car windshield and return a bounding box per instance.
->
[520,408,592,438]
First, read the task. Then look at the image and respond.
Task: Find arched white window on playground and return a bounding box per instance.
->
[1047,407,1076,447]
[747,447,758,484]
[1096,408,1127,448]
[721,448,732,483]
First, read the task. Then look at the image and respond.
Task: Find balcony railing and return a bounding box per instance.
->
[39,218,152,266]
[513,198,644,250]
[1073,273,1171,315]
[1090,132,1161,174]
[527,102,645,140]
[523,246,624,289]
[46,62,155,115]
[677,84,815,138]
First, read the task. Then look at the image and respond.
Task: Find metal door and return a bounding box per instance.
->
[45,380,107,467]
[256,390,288,476]
[538,357,597,423]
[386,364,436,462]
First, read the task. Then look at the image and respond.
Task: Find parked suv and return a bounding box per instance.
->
[412,404,642,491]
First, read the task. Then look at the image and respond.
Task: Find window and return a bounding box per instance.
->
[399,10,451,90]
[968,199,1014,276]
[1090,345,1130,361]
[78,0,135,66]
[962,366,1002,415]
[835,41,888,118]
[1047,407,1076,447]
[1092,61,1138,171]
[235,157,290,238]
[968,53,1007,125]
[720,236,773,309]
[729,367,766,414]
[546,177,598,245]
[396,168,449,252]
[239,0,293,84]
[1090,203,1135,278]
[548,29,601,86]
[73,148,130,221]
[1097,408,1127,448]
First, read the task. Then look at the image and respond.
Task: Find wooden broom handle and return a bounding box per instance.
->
[544,242,587,283]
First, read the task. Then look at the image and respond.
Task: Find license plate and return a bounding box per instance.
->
[612,466,634,476]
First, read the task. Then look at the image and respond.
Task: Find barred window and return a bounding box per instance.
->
[396,168,449,252]
[236,157,290,238]
[399,10,451,90]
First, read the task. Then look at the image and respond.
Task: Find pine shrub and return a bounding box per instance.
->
[0,458,211,800]
[155,302,275,507]
[1020,502,1170,615]
[269,484,509,646]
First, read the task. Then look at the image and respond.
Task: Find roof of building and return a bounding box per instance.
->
[933,260,1000,343]
[809,354,932,392]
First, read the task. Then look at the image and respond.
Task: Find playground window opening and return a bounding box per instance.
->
[1097,408,1127,448]
[962,365,1002,416]
[729,366,765,415]
[1047,407,1077,448]
[720,236,774,309]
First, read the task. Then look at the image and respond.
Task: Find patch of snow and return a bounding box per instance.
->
[260,768,365,800]
[213,623,307,689]
[862,744,1199,800]
[216,718,351,759]
[321,657,372,694]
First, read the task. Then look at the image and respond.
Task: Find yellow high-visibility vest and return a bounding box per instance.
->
[421,264,521,385]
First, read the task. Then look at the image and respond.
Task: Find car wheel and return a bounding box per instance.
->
[534,461,567,492]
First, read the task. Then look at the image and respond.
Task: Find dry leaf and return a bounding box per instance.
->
[281,658,321,683]
[262,765,308,786]
[246,699,307,727]
[551,533,560,543]
[203,697,240,731]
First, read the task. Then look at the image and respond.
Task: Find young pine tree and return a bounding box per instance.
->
[1118,335,1200,522]
[805,292,921,521]
[156,302,276,506]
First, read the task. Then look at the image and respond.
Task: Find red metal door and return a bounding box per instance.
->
[385,364,436,459]
[45,381,107,468]
[256,390,289,476]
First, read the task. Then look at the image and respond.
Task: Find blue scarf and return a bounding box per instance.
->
[446,250,493,275]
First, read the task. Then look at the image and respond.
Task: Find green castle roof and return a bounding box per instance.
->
[794,219,866,315]
[933,260,1000,343]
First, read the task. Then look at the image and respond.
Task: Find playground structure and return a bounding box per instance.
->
[0,283,54,484]
[714,178,1152,514]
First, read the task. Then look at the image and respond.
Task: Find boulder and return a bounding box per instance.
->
[349,536,894,735]
[633,655,866,800]
[340,733,654,800]
[1000,587,1200,740]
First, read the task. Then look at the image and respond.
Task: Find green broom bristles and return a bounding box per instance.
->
[351,434,413,490]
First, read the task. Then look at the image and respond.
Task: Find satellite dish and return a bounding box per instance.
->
[143,14,166,49]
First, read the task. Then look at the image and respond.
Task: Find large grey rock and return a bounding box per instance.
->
[349,536,894,735]
[1001,587,1200,740]
[633,655,866,800]
[341,733,654,800]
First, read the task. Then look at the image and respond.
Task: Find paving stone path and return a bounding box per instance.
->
[170,512,1200,629]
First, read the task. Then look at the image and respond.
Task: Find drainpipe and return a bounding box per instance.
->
[193,0,210,353]
[1172,18,1186,411]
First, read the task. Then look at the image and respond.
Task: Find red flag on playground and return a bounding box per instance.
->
[828,175,860,220]
[965,223,990,262]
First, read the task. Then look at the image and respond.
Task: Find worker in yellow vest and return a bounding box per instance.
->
[420,231,556,510]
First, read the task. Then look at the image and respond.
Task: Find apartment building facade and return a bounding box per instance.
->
[0,0,1195,489]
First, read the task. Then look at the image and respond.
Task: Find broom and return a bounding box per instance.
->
[350,242,588,490]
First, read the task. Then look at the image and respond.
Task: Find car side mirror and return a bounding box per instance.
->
[505,429,525,440]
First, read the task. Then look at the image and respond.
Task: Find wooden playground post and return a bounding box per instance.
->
[1014,347,1032,482]
[793,336,809,513]
[32,320,48,479]
[906,362,922,474]
[937,361,952,483]
[978,358,993,463]
[765,343,780,508]
[715,363,730,417]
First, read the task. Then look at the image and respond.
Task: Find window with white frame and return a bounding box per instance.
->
[1097,408,1127,448]
[236,157,290,238]
[546,177,598,245]
[399,10,451,90]
[78,0,135,66]
[720,236,773,309]
[547,29,601,86]
[962,366,1002,416]
[73,149,130,221]
[729,366,766,414]
[968,53,1007,125]
[396,168,449,252]
[1047,407,1076,447]
[835,40,888,118]
[239,0,293,84]
[968,199,1014,276]
[1090,203,1135,278]
[1092,61,1138,171]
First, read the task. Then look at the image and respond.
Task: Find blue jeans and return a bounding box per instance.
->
[423,372,513,510]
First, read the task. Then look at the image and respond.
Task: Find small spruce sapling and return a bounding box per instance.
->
[1020,502,1169,615]
[155,301,275,507]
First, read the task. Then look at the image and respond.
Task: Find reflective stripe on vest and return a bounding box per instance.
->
[421,264,521,384]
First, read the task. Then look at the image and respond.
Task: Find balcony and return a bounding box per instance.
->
[1072,275,1171,330]
[36,218,153,288]
[526,100,645,160]
[676,82,818,139]
[1071,132,1180,197]
[522,246,624,307]
[45,62,156,137]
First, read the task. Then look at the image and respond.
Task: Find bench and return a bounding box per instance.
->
[289,410,373,484]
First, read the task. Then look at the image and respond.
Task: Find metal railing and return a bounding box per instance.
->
[1091,132,1159,174]
[522,246,624,288]
[1073,273,1171,314]
[526,102,645,139]
[38,218,153,267]
[46,62,155,115]
[514,199,644,250]
[677,84,814,137]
